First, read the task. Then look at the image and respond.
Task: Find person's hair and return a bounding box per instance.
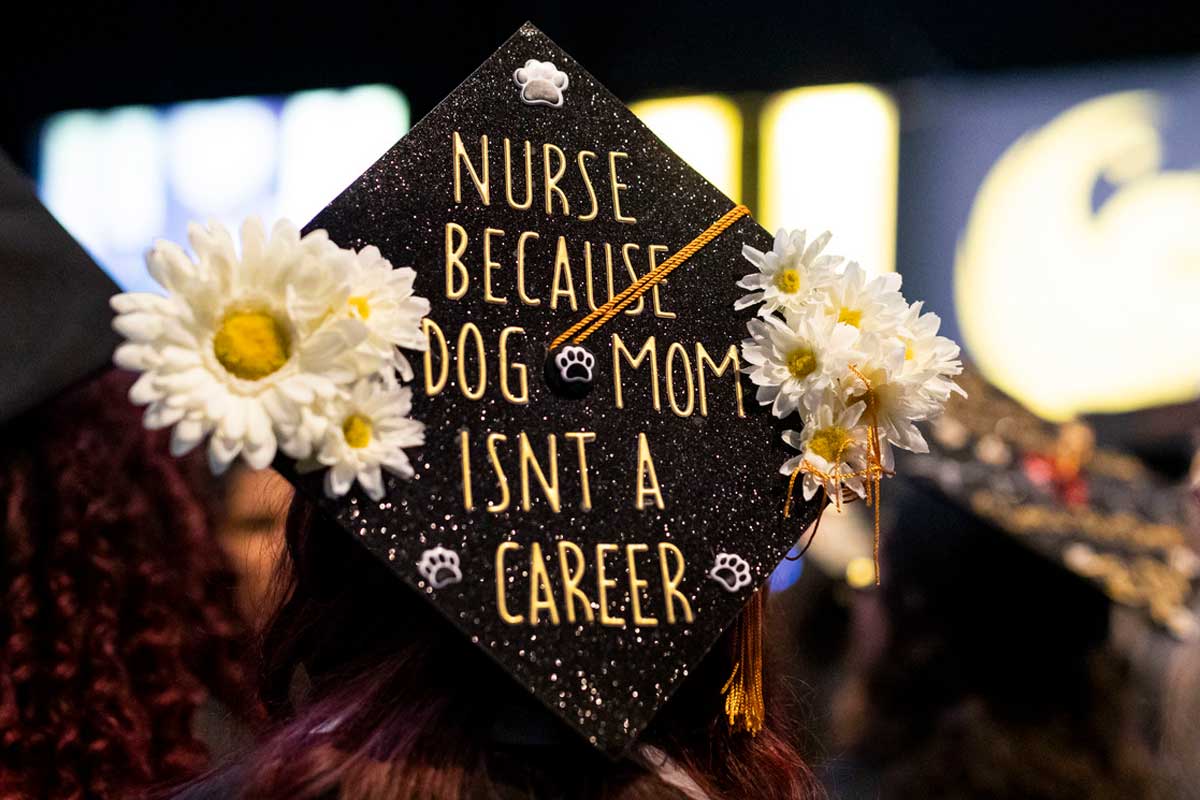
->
[225,496,822,800]
[841,482,1155,800]
[0,369,261,799]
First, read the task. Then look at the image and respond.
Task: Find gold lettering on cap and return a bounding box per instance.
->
[503,137,533,210]
[456,322,487,401]
[565,431,596,510]
[444,222,469,300]
[515,231,541,306]
[519,433,560,513]
[636,432,665,510]
[422,319,448,396]
[665,341,695,418]
[496,542,524,624]
[595,543,626,627]
[696,342,745,418]
[498,327,528,405]
[577,150,599,221]
[658,543,694,624]
[550,235,578,311]
[543,143,569,216]
[482,227,507,305]
[558,541,594,623]
[459,428,474,510]
[626,543,658,627]
[612,333,660,411]
[608,151,636,224]
[529,542,561,625]
[452,131,489,205]
[486,433,510,513]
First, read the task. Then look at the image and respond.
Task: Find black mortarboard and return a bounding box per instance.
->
[284,24,818,754]
[0,149,119,425]
[902,367,1199,639]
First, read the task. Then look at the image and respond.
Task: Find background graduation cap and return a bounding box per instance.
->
[900,366,1199,640]
[0,148,119,427]
[280,24,821,754]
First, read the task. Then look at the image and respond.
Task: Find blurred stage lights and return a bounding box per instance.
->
[38,85,408,292]
[956,90,1200,419]
[633,86,899,276]
[759,84,899,275]
[631,95,742,201]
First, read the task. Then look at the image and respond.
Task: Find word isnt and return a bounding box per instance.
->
[457,430,664,513]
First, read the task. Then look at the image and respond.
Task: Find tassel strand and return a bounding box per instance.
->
[722,588,765,736]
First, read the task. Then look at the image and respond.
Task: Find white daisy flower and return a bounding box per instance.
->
[817,262,907,335]
[276,404,333,462]
[840,344,935,455]
[779,401,878,501]
[305,379,425,501]
[735,229,841,316]
[895,301,965,407]
[112,218,370,473]
[742,310,863,418]
[339,245,431,383]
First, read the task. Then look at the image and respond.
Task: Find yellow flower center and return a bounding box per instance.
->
[837,306,863,327]
[809,426,852,463]
[786,347,817,380]
[212,310,291,381]
[774,269,802,294]
[342,414,373,449]
[349,295,371,319]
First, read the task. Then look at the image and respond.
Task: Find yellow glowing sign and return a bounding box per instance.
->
[956,91,1200,419]
[631,95,742,201]
[759,84,899,274]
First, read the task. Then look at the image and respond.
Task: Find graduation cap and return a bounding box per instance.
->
[109,24,961,755]
[0,149,119,426]
[309,25,827,755]
[903,367,1199,640]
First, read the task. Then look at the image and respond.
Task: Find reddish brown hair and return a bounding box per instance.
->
[0,369,260,799]
[221,498,823,800]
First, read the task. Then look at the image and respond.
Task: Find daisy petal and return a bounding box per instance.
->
[358,466,385,501]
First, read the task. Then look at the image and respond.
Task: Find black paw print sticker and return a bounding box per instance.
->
[709,552,752,592]
[417,546,462,589]
[513,59,569,108]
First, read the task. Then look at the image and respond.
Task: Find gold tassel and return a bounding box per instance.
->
[721,588,765,736]
[781,365,892,584]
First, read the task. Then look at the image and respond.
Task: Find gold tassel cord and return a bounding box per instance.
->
[722,588,765,736]
[550,204,751,349]
[782,365,892,585]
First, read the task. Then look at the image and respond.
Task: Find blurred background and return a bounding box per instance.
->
[5,2,1200,797]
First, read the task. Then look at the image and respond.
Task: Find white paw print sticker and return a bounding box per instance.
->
[555,345,595,384]
[709,552,752,593]
[417,546,463,589]
[513,59,569,107]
